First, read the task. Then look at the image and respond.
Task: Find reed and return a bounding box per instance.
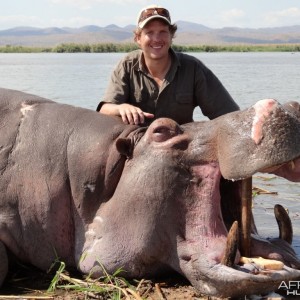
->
[1,43,300,53]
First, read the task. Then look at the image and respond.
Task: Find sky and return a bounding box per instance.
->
[1,0,300,30]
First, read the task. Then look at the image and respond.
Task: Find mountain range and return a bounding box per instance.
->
[1,21,300,47]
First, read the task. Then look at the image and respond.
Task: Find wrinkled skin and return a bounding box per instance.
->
[1,89,300,298]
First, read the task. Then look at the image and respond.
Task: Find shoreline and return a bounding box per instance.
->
[1,43,300,53]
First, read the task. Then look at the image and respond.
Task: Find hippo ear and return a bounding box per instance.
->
[116,138,133,158]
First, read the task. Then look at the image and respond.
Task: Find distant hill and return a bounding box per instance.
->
[0,21,300,46]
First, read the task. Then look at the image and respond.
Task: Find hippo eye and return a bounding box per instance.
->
[153,126,177,142]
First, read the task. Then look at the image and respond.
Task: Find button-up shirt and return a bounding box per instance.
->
[97,48,239,124]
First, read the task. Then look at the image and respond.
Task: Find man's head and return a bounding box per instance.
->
[134,5,177,40]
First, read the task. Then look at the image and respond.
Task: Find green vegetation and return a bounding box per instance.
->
[47,259,143,299]
[0,43,140,53]
[1,43,300,53]
[0,44,52,53]
[53,42,140,53]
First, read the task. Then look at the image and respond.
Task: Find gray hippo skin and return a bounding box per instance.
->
[1,88,300,298]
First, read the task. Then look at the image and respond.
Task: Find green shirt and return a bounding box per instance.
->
[97,49,239,125]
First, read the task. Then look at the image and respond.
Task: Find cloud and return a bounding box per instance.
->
[51,16,102,27]
[0,15,43,28]
[49,0,146,10]
[220,9,245,24]
[0,14,133,30]
[0,14,102,29]
[50,0,95,10]
[264,7,300,26]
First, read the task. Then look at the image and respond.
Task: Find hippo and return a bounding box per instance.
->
[1,88,300,298]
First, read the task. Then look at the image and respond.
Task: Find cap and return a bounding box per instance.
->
[137,5,171,29]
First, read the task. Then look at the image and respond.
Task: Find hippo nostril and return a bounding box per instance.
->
[152,127,176,142]
[180,254,192,262]
[152,124,183,142]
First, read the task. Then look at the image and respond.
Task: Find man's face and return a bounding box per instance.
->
[136,19,172,60]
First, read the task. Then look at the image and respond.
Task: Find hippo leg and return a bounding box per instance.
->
[0,242,8,286]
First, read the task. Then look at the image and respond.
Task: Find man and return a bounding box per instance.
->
[97,5,239,125]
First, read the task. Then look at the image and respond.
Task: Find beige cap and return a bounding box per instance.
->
[137,5,171,28]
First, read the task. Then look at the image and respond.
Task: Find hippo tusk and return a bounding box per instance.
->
[290,160,295,170]
[240,256,284,270]
[221,221,239,267]
[274,204,293,244]
[241,177,252,257]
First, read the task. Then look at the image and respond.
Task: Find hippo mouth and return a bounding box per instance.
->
[180,157,300,298]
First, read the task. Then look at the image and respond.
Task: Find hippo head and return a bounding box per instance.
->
[80,99,300,298]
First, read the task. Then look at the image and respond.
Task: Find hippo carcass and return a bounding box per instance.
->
[1,88,300,298]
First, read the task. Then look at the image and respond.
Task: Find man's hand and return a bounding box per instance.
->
[100,103,154,125]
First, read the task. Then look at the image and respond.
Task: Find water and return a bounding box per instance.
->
[1,52,299,112]
[0,52,121,109]
[1,51,300,254]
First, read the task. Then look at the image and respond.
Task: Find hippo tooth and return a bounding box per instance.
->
[290,160,296,170]
[274,204,293,245]
[240,256,284,270]
[221,221,239,267]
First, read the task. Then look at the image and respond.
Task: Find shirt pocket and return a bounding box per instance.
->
[172,92,194,123]
[175,92,193,105]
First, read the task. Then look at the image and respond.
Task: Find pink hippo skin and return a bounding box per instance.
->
[1,88,300,298]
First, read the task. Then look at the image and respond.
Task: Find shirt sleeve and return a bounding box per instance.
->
[194,61,240,119]
[96,59,130,111]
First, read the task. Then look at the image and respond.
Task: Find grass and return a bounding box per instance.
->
[1,260,190,299]
[0,43,300,53]
[47,259,144,299]
[0,256,151,299]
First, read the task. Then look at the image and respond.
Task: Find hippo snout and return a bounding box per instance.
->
[214,99,300,180]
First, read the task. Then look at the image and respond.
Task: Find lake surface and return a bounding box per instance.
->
[1,51,300,254]
[1,52,300,113]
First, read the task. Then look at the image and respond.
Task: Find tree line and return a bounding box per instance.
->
[1,43,300,53]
